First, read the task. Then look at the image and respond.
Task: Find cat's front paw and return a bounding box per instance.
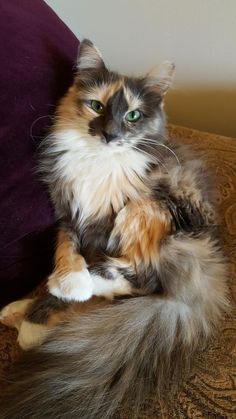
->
[47,269,93,302]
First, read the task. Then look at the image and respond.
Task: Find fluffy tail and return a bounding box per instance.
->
[0,280,228,419]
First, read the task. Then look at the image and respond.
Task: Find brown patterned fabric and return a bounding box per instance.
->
[0,125,235,418]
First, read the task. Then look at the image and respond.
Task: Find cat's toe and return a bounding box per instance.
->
[0,299,33,328]
[47,270,94,302]
[17,320,49,350]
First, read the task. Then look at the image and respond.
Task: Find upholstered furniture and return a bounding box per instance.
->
[0,0,78,307]
[0,1,235,417]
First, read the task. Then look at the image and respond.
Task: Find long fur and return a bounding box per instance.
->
[0,233,228,418]
[0,279,227,419]
[0,40,229,418]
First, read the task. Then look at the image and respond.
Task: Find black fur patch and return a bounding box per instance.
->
[152,180,208,234]
[76,67,119,91]
[88,114,104,137]
[118,266,164,295]
[124,77,163,117]
[26,294,69,324]
[77,215,118,265]
[88,87,129,138]
[88,264,115,280]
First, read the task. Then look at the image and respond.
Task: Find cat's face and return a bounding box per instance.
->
[56,40,174,154]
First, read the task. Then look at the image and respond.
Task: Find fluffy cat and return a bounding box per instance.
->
[0,40,228,419]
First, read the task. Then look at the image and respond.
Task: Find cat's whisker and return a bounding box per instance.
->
[132,146,170,175]
[139,137,181,167]
[157,143,181,167]
[30,114,55,142]
[136,139,168,163]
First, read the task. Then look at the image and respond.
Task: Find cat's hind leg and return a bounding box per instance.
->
[0,298,33,330]
[0,295,69,350]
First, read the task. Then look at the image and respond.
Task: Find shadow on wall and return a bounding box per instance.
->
[166,88,236,138]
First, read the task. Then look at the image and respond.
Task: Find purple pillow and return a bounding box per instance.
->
[0,0,79,307]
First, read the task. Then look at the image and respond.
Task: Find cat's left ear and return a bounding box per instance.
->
[146,61,175,95]
[77,39,106,71]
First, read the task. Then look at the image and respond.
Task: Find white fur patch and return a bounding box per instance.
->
[123,86,143,112]
[52,129,150,221]
[48,268,132,302]
[91,270,132,299]
[48,269,93,302]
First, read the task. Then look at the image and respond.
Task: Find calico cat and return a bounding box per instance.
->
[0,40,228,419]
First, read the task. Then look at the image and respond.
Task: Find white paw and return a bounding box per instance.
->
[91,269,132,299]
[47,270,94,302]
[0,299,33,329]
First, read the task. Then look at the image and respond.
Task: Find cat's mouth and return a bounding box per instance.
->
[101,137,123,147]
[99,130,124,147]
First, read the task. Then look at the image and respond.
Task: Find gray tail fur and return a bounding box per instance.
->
[0,281,227,419]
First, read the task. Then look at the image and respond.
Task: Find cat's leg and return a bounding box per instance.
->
[88,200,171,299]
[48,200,170,302]
[48,229,94,302]
[48,228,133,302]
[0,295,69,350]
[0,298,33,330]
[18,294,70,350]
[0,298,48,349]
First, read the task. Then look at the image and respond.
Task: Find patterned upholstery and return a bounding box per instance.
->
[0,125,235,418]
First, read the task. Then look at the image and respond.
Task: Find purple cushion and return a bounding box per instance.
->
[0,0,79,307]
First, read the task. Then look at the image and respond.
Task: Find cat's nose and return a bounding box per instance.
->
[102,131,117,143]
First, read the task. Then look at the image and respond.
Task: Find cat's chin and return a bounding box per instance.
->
[101,139,123,147]
[100,139,128,153]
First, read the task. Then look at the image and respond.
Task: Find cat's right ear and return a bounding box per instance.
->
[77,39,106,71]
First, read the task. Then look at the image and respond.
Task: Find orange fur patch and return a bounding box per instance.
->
[54,80,125,134]
[111,200,171,268]
[54,229,86,277]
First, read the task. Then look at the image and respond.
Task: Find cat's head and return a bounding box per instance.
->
[56,39,175,154]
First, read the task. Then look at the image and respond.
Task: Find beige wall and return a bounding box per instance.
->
[46,0,236,137]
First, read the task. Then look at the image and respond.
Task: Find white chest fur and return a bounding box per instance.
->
[53,130,150,221]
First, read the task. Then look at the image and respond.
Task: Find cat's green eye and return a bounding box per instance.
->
[125,109,141,123]
[90,100,104,114]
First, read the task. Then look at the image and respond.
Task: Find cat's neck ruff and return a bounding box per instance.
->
[54,129,151,221]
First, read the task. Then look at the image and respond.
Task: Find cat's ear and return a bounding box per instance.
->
[146,61,175,95]
[77,39,106,71]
